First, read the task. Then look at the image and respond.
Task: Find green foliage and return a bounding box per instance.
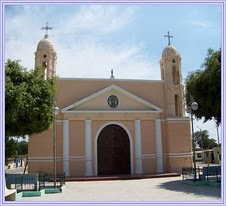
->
[5,137,17,159]
[204,138,218,149]
[5,59,57,138]
[5,138,28,160]
[185,48,221,124]
[194,130,218,149]
[18,140,28,155]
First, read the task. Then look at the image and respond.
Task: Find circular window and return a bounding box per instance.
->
[43,54,47,58]
[107,95,119,108]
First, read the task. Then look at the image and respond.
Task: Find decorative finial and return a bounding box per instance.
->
[110,69,115,79]
[164,31,173,46]
[41,22,53,38]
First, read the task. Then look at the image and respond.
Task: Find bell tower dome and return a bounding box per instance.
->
[160,31,184,117]
[34,22,57,79]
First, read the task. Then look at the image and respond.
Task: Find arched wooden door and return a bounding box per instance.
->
[97,124,131,175]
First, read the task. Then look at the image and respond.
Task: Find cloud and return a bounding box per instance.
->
[188,20,211,30]
[185,8,215,31]
[5,4,160,80]
[56,39,160,79]
[62,5,135,34]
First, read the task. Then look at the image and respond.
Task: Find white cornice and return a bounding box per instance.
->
[62,110,161,114]
[59,77,164,83]
[165,117,190,121]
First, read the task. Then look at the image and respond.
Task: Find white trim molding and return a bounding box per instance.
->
[164,152,193,158]
[69,156,85,161]
[165,117,190,121]
[59,77,164,83]
[61,110,161,114]
[142,154,156,159]
[139,152,192,160]
[28,156,62,162]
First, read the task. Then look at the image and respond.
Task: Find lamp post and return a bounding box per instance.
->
[186,101,198,181]
[213,120,220,146]
[16,137,19,168]
[52,98,59,188]
[214,120,221,165]
[196,126,203,162]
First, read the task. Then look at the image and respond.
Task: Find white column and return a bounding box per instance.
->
[63,119,70,177]
[85,119,92,176]
[135,119,143,174]
[155,119,164,173]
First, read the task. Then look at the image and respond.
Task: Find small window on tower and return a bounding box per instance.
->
[42,62,47,68]
[172,59,175,63]
[173,65,179,84]
[43,54,47,58]
[175,95,179,116]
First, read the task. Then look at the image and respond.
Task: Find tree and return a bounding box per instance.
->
[5,137,28,160]
[204,138,218,149]
[5,137,17,160]
[185,48,221,125]
[194,130,218,149]
[194,130,208,149]
[18,140,28,155]
[5,59,57,138]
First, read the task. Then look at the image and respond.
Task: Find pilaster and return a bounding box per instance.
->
[135,119,143,174]
[85,119,92,176]
[63,119,70,176]
[155,119,164,173]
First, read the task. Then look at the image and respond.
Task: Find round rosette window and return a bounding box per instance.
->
[107,95,119,108]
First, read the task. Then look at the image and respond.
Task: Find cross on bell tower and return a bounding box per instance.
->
[41,22,53,37]
[164,31,173,46]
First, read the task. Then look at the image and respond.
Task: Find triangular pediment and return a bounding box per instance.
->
[61,85,162,113]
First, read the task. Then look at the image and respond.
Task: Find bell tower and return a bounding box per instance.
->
[35,22,57,79]
[160,31,184,117]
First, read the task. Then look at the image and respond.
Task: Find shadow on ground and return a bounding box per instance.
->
[157,180,221,199]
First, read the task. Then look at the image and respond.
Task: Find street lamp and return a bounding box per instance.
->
[214,120,221,165]
[186,101,198,181]
[196,126,203,163]
[53,98,59,188]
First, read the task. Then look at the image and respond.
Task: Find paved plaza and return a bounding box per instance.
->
[18,176,221,203]
[5,164,222,203]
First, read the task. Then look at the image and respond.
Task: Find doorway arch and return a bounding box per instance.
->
[95,122,133,175]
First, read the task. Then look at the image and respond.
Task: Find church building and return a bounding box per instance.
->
[28,30,193,177]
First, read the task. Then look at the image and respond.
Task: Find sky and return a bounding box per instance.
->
[1,0,223,143]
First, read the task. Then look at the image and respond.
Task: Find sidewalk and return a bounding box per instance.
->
[18,176,221,202]
[196,162,220,168]
[5,166,27,175]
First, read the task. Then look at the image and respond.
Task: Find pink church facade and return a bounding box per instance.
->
[28,33,192,177]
